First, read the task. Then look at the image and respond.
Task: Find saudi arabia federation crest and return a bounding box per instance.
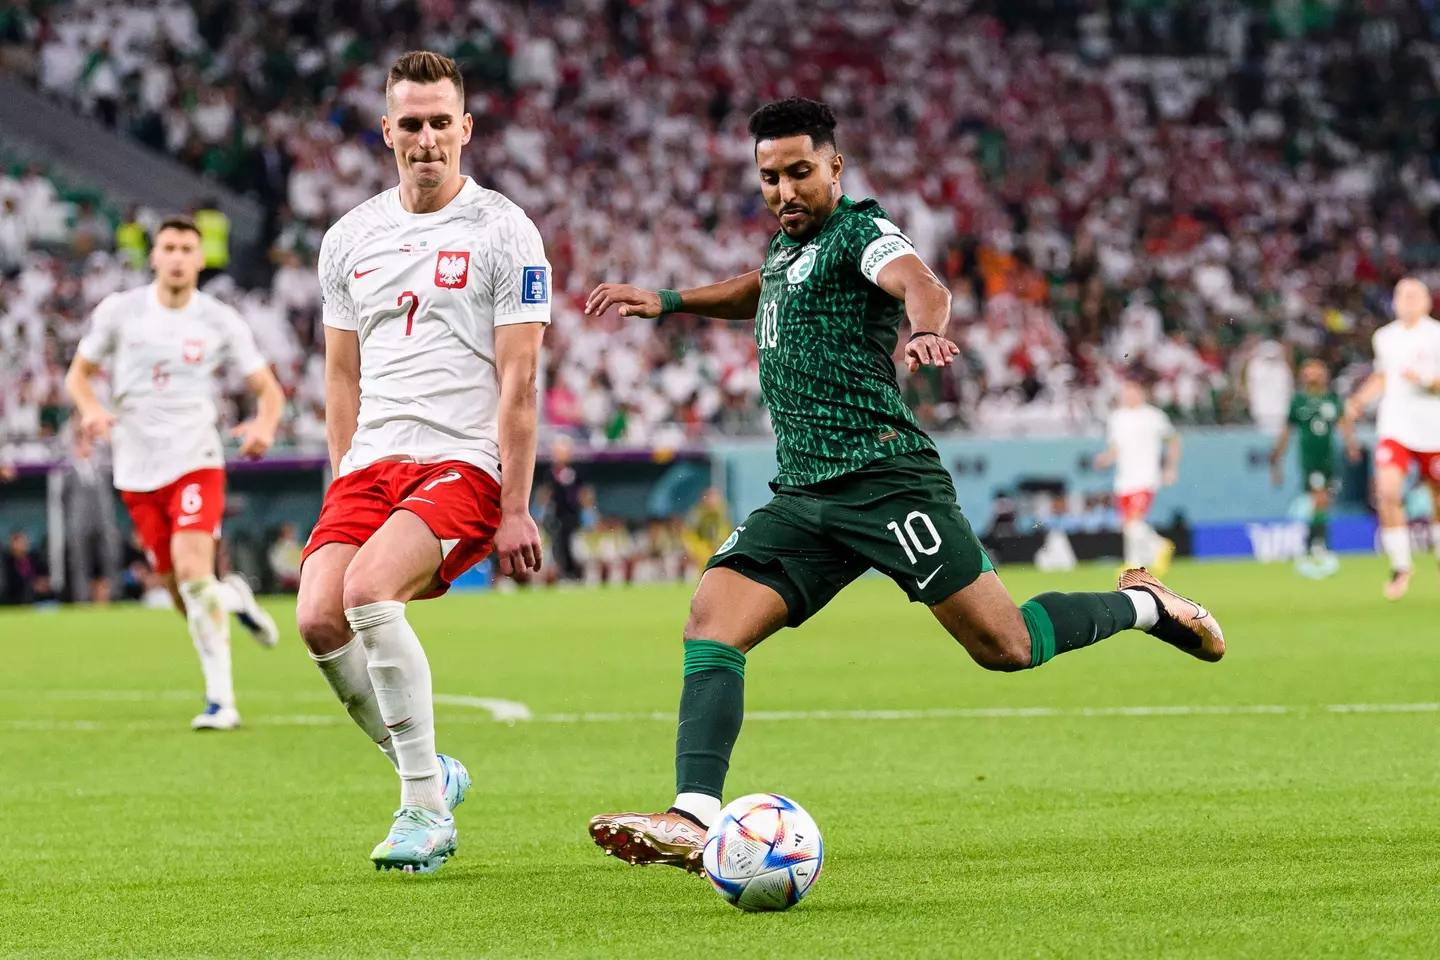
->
[787,246,818,284]
[716,526,745,554]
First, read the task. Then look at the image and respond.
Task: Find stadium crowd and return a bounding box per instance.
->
[2,0,1439,464]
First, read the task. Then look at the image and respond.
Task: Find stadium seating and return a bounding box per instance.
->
[1,0,1438,460]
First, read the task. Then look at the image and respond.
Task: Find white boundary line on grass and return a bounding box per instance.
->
[3,691,1440,731]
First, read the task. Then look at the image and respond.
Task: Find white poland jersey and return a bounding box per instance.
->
[77,284,268,492]
[318,178,551,481]
[1372,315,1440,453]
[1106,403,1174,495]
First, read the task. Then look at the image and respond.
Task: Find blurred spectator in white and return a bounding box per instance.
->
[1243,338,1295,437]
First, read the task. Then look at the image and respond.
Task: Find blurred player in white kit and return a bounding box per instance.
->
[1095,378,1181,575]
[1344,278,1440,600]
[64,215,284,731]
[295,51,549,874]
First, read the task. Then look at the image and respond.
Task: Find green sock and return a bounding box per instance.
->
[1309,512,1328,553]
[1020,592,1138,668]
[675,639,747,800]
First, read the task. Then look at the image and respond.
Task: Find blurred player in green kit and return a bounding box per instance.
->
[1271,359,1357,578]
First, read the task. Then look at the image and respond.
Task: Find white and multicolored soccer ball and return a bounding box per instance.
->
[702,793,823,912]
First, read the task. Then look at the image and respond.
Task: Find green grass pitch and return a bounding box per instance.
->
[2,558,1439,958]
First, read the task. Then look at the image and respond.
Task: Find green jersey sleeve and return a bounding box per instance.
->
[839,207,918,287]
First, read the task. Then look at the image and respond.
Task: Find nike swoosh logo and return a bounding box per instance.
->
[917,566,943,589]
[353,266,381,278]
[176,515,204,526]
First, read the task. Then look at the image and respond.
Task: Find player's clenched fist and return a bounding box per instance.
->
[494,509,542,576]
[585,283,662,318]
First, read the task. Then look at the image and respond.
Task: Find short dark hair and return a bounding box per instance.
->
[387,50,464,104]
[155,215,200,238]
[748,97,837,150]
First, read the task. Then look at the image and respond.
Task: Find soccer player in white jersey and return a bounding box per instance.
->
[1343,278,1440,600]
[64,216,285,731]
[1094,378,1181,574]
[296,51,548,874]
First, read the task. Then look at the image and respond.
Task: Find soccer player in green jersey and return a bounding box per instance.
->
[1271,359,1355,578]
[584,98,1226,871]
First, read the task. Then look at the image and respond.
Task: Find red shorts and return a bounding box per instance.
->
[1375,438,1440,484]
[302,460,502,599]
[120,468,226,576]
[1115,490,1155,524]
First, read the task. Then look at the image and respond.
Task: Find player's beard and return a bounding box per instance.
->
[778,207,811,239]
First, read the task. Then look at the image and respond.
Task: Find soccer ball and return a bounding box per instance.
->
[701,793,823,911]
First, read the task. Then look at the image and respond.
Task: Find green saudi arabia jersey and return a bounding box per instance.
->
[755,196,934,486]
[1288,390,1342,472]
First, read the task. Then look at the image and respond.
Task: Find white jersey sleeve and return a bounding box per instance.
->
[318,225,359,331]
[77,293,123,363]
[1155,407,1175,439]
[486,212,551,327]
[218,305,269,378]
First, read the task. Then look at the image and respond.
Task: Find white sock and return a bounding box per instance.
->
[1381,526,1412,573]
[1122,588,1159,630]
[345,600,445,813]
[1431,523,1440,561]
[1140,523,1161,566]
[1121,522,1144,567]
[673,792,722,829]
[311,636,399,768]
[179,578,235,708]
[1122,522,1158,567]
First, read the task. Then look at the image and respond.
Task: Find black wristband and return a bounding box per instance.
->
[908,330,941,342]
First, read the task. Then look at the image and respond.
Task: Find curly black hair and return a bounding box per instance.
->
[747,97,837,150]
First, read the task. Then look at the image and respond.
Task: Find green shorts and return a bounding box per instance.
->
[705,450,993,627]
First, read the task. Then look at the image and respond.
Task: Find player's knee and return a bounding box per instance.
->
[681,594,755,652]
[296,595,349,654]
[340,571,392,612]
[682,596,722,643]
[968,626,1031,673]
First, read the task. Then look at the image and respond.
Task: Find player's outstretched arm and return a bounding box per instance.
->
[493,322,545,577]
[1163,432,1182,487]
[1338,408,1360,463]
[63,354,116,442]
[1344,372,1385,426]
[233,366,285,458]
[873,255,960,372]
[585,271,762,321]
[323,325,361,476]
[1342,373,1384,465]
[1269,427,1290,486]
